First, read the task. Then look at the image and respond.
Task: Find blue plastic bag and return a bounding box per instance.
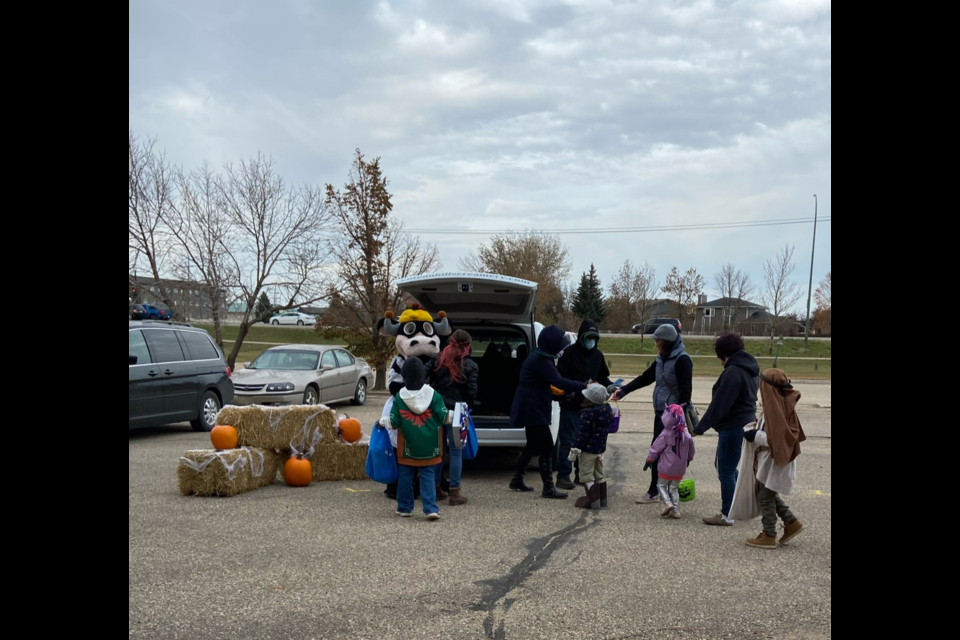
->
[463,411,479,460]
[365,424,398,484]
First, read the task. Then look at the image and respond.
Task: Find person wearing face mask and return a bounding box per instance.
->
[610,324,693,505]
[555,319,616,490]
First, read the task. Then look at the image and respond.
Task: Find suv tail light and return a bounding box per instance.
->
[226,365,232,377]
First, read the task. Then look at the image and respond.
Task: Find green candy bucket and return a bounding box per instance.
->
[678,477,696,503]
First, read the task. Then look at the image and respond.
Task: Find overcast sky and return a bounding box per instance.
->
[129,0,831,313]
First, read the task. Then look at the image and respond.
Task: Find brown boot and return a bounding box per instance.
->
[780,518,804,544]
[448,487,468,506]
[574,484,601,509]
[435,485,448,500]
[745,531,778,549]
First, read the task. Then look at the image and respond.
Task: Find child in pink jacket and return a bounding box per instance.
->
[644,404,695,519]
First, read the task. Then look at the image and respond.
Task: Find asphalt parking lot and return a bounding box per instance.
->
[129,377,831,640]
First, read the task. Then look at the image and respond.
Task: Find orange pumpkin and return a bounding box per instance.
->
[338,416,362,443]
[283,455,312,487]
[210,425,238,450]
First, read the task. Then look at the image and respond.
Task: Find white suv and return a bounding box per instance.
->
[395,272,562,447]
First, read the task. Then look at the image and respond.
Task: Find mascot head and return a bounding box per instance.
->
[377,303,451,360]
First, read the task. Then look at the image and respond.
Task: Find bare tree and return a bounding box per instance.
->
[713,263,756,331]
[459,231,571,323]
[167,162,239,346]
[216,152,333,368]
[320,150,440,391]
[661,267,706,328]
[813,271,831,335]
[609,260,658,338]
[760,244,803,353]
[129,130,181,317]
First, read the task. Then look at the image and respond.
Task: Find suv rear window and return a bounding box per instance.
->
[180,331,219,361]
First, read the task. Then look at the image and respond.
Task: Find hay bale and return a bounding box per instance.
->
[177,446,282,497]
[309,442,370,481]
[221,405,338,452]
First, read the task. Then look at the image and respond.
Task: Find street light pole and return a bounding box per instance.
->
[803,194,818,343]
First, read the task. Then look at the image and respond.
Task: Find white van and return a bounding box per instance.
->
[395,272,562,447]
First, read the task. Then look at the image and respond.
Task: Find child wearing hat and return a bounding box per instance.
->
[567,383,617,510]
[644,404,695,519]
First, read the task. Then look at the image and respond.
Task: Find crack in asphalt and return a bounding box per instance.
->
[472,511,594,639]
[471,447,627,639]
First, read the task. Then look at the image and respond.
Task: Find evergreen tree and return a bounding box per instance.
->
[571,264,608,325]
[255,292,272,323]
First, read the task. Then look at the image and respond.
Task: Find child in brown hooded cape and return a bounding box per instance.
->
[732,368,806,549]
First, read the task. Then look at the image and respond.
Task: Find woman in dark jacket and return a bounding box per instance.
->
[429,329,479,506]
[611,323,693,504]
[509,325,587,499]
[692,331,760,527]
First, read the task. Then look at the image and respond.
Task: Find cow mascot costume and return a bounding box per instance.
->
[376,303,452,499]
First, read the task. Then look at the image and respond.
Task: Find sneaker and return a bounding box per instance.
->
[636,492,660,504]
[780,518,804,544]
[395,510,412,517]
[745,531,778,549]
[426,512,441,521]
[556,478,576,490]
[669,509,681,519]
[702,514,734,526]
[661,503,675,517]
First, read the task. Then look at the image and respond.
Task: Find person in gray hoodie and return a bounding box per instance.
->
[692,331,760,527]
[611,323,693,504]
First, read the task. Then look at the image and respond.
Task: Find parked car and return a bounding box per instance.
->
[231,344,371,406]
[394,271,564,448]
[268,311,316,326]
[631,318,682,335]
[129,320,234,431]
[131,302,173,321]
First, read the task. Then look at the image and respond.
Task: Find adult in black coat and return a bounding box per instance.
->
[554,319,614,489]
[508,325,587,499]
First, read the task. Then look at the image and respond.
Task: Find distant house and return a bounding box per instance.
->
[694,295,768,336]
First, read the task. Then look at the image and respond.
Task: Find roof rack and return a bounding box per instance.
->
[135,319,195,327]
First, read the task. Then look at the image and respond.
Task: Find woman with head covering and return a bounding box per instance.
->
[738,368,806,548]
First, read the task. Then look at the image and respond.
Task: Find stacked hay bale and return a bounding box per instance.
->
[177,404,369,496]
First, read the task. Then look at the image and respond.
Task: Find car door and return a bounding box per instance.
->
[142,327,199,422]
[318,349,341,402]
[129,328,164,427]
[334,349,359,399]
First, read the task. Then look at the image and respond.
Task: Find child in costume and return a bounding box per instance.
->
[644,404,695,519]
[738,368,805,549]
[380,357,450,520]
[567,383,616,510]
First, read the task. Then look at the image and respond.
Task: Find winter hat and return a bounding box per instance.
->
[652,324,678,342]
[582,383,610,405]
[400,357,426,391]
[661,404,687,431]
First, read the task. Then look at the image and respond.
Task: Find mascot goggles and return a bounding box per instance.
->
[403,320,435,337]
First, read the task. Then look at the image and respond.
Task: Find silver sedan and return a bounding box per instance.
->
[231,344,371,406]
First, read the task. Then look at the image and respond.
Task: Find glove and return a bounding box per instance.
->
[743,429,757,442]
[567,447,581,462]
[642,461,652,471]
[378,416,392,429]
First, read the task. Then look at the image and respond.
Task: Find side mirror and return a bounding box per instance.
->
[321,364,334,371]
[243,362,250,368]
[129,355,138,365]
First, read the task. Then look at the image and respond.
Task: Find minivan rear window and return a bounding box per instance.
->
[181,331,219,361]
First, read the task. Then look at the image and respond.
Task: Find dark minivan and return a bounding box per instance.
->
[129,320,234,431]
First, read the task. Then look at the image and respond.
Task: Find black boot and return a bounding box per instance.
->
[540,458,568,499]
[509,452,535,492]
